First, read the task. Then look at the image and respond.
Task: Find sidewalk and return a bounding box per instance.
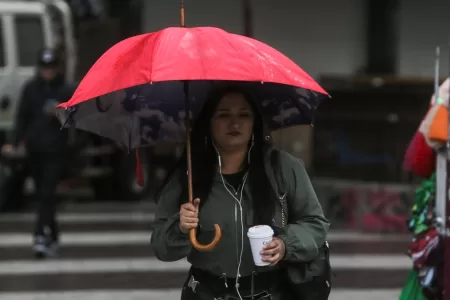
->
[0,289,402,300]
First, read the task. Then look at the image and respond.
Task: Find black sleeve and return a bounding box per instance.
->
[10,82,32,146]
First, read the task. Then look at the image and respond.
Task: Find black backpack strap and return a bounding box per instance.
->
[270,149,285,196]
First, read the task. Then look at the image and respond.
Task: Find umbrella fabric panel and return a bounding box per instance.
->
[57,80,326,149]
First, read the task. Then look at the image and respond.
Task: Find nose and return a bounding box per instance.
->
[230,116,241,129]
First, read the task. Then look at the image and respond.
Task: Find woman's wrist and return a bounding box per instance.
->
[178,223,189,234]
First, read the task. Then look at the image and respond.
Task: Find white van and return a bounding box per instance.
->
[0,0,76,131]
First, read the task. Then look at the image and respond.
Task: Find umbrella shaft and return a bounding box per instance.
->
[184,81,193,204]
[180,0,185,27]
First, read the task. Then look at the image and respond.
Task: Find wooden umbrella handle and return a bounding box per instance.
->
[189,225,222,251]
[184,80,222,251]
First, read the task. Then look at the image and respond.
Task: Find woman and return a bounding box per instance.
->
[150,85,329,300]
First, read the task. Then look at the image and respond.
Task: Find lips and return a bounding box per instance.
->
[227,131,241,136]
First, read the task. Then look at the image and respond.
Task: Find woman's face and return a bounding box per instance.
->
[211,92,254,152]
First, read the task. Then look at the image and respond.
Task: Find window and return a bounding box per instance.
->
[15,15,44,67]
[0,19,5,67]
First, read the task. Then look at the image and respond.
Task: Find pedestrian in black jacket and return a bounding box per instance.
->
[2,48,75,258]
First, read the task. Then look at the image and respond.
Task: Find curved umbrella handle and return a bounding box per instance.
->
[189,224,222,251]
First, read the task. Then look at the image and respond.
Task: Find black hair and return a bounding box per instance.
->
[156,85,278,225]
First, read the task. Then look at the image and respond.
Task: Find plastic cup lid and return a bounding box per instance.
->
[247,225,274,238]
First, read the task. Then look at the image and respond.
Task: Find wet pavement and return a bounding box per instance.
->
[0,201,408,299]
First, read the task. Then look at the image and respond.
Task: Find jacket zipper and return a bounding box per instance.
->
[226,183,241,268]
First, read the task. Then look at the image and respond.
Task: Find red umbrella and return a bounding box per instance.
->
[62,27,326,108]
[57,6,329,252]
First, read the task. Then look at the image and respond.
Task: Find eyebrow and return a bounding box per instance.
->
[216,107,251,112]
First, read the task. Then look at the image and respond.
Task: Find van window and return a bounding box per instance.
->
[15,15,44,67]
[0,20,5,67]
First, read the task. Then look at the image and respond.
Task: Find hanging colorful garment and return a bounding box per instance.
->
[403,173,443,300]
[408,173,436,235]
[419,78,449,149]
[417,236,444,300]
[399,269,428,300]
[408,227,440,270]
[404,122,436,178]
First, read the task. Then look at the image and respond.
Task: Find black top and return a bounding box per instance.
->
[222,169,247,191]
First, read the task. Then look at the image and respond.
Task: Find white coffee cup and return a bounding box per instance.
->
[247,225,274,266]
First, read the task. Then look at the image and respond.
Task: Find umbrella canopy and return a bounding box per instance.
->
[57,26,329,149]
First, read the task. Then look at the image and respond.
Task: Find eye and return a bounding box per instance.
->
[216,112,230,118]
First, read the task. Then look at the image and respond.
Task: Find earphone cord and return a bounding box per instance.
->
[212,137,253,300]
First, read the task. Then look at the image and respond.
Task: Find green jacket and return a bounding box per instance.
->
[150,149,330,278]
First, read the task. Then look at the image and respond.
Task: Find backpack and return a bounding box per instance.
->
[270,149,332,300]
